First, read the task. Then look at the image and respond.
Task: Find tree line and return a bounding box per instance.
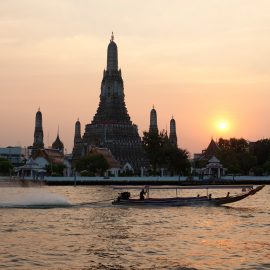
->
[215,138,270,175]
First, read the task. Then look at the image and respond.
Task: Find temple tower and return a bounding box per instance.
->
[91,33,130,125]
[52,127,64,153]
[74,119,82,145]
[72,119,84,159]
[29,108,44,156]
[81,33,145,171]
[169,117,177,147]
[33,108,44,149]
[149,106,158,133]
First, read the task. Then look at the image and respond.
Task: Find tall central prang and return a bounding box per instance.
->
[91,33,131,125]
[78,33,144,171]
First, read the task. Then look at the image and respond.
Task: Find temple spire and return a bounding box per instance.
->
[33,108,44,150]
[74,119,82,145]
[149,106,158,134]
[107,32,118,71]
[169,116,177,147]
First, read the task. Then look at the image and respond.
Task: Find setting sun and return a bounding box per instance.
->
[218,122,228,130]
[214,119,230,133]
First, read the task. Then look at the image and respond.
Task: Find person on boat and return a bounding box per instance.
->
[208,194,212,200]
[227,192,230,197]
[140,189,146,200]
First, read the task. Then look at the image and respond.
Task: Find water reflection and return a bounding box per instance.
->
[0,185,269,269]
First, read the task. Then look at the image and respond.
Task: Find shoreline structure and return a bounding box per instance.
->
[1,176,269,186]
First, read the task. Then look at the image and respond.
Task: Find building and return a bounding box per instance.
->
[192,138,226,178]
[0,146,28,166]
[73,33,145,172]
[28,108,44,156]
[52,129,64,154]
[72,119,83,159]
[149,106,158,134]
[169,116,177,147]
[91,147,121,176]
[32,148,64,168]
[194,138,220,162]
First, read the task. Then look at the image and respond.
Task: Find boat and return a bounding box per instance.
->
[112,185,265,206]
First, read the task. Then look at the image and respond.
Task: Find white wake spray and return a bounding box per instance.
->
[0,187,71,208]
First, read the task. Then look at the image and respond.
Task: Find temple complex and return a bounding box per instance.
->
[73,34,145,172]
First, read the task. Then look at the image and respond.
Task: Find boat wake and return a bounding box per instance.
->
[0,187,71,209]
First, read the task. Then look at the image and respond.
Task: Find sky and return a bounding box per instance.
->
[0,0,270,155]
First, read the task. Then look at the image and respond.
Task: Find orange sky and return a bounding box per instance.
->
[0,0,270,155]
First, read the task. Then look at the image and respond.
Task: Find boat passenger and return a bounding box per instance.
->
[226,192,230,197]
[208,194,212,200]
[140,189,146,200]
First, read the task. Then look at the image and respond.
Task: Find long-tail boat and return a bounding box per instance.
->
[112,185,264,206]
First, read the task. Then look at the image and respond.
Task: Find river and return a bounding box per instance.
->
[0,185,269,269]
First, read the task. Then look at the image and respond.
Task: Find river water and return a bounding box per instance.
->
[0,185,269,270]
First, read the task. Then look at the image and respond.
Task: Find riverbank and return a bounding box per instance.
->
[2,175,270,186]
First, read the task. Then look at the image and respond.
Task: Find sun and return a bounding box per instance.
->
[212,117,233,136]
[218,122,228,130]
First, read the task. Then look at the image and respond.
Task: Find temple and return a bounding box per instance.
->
[52,128,64,154]
[73,34,145,172]
[169,116,177,147]
[149,106,158,134]
[28,108,44,156]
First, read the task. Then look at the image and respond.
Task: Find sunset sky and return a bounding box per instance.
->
[0,0,270,155]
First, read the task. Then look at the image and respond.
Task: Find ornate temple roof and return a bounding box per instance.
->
[52,134,64,151]
[199,138,220,160]
[33,149,64,165]
[92,147,121,169]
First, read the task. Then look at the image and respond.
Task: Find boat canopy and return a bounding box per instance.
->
[112,185,254,190]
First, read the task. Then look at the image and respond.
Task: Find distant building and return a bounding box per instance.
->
[91,147,121,176]
[32,148,64,168]
[194,138,220,161]
[192,138,226,178]
[0,146,28,166]
[15,157,44,178]
[28,108,44,156]
[194,156,226,179]
[73,33,145,172]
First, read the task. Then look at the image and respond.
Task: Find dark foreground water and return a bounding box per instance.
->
[0,185,269,270]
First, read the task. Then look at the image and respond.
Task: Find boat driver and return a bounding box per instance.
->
[140,189,146,200]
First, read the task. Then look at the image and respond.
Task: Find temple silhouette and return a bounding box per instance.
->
[72,33,145,172]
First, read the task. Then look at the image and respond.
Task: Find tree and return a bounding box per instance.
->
[142,130,190,175]
[45,163,66,176]
[251,139,270,166]
[263,160,270,175]
[217,138,256,174]
[75,153,109,176]
[142,130,164,172]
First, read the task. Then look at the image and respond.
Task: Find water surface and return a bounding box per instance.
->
[0,185,269,269]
